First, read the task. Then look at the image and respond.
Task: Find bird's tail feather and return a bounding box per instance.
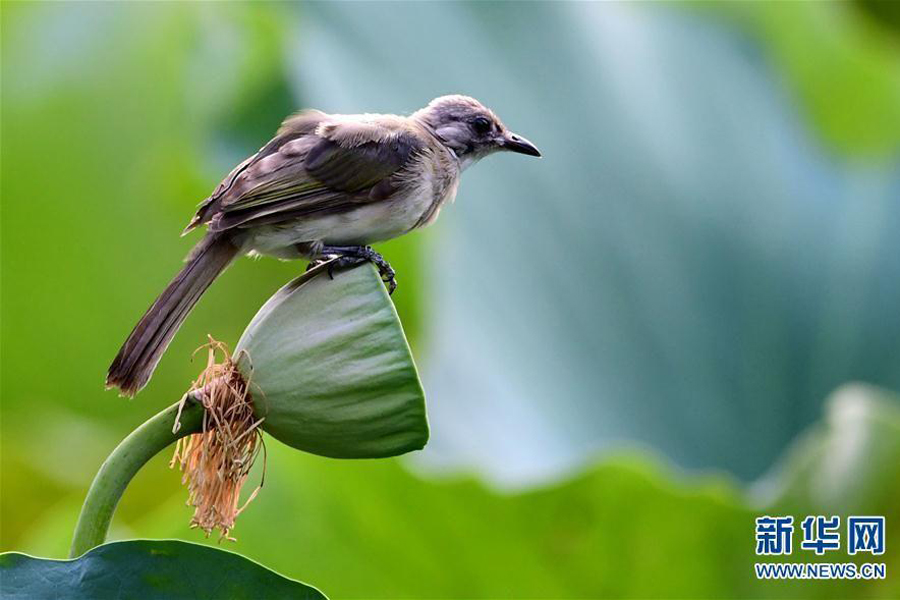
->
[106,234,239,397]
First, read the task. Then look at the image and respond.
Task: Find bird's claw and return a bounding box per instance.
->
[361,247,397,295]
[317,246,397,294]
[305,259,326,273]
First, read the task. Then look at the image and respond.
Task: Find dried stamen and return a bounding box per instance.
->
[171,336,265,541]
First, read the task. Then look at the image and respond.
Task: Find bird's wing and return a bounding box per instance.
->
[184,110,327,233]
[196,114,424,232]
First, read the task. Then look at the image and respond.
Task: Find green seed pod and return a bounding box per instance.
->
[234,263,428,458]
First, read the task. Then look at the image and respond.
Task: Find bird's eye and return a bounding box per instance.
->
[471,116,492,135]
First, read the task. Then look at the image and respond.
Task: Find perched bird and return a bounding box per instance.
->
[106,95,541,397]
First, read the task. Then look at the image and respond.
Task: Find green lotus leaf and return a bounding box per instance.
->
[0,539,325,600]
[754,383,900,515]
[235,262,428,459]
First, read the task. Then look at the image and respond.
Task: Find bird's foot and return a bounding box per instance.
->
[305,258,326,273]
[319,245,397,294]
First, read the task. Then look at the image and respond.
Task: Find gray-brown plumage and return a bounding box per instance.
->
[107,95,540,396]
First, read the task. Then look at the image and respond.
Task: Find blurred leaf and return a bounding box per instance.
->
[856,0,900,38]
[0,539,325,600]
[237,263,427,458]
[697,1,900,157]
[109,385,896,599]
[754,383,900,515]
[288,1,900,484]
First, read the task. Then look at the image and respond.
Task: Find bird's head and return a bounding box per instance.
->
[413,95,541,169]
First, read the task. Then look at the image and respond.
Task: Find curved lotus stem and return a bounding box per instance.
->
[69,397,205,558]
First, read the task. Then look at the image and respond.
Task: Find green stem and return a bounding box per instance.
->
[69,397,205,558]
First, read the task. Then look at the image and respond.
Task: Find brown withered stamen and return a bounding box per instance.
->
[171,336,265,541]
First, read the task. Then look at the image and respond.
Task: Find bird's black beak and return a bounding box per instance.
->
[501,132,541,157]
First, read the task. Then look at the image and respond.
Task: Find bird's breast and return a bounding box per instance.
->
[404,146,460,230]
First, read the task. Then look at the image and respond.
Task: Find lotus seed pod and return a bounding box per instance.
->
[234,262,428,459]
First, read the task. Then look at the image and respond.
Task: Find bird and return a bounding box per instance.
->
[106,94,541,397]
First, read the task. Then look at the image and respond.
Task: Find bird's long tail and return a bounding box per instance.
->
[106,233,240,397]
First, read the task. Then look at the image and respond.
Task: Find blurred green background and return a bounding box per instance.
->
[2,2,900,598]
